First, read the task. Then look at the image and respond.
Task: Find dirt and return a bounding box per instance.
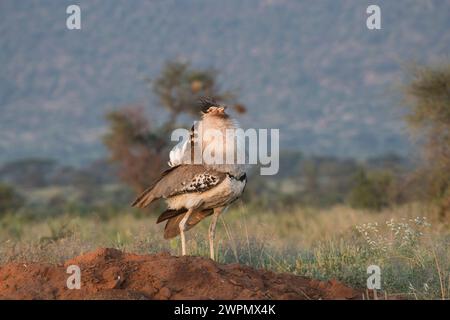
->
[0,248,362,300]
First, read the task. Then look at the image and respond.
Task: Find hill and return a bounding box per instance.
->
[1,0,449,164]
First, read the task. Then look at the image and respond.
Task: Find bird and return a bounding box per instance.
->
[132,99,247,260]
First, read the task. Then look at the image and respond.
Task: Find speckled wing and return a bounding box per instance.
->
[131,164,226,208]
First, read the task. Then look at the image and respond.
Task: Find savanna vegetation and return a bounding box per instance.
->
[0,61,449,299]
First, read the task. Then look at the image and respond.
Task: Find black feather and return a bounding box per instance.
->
[157,208,187,224]
[198,96,218,112]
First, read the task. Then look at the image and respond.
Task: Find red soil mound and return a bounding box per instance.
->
[0,248,361,300]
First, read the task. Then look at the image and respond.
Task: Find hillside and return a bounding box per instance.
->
[1,0,449,164]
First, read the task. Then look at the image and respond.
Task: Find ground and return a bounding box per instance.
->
[1,204,448,299]
[0,248,362,300]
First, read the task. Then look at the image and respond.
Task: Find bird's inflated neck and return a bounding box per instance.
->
[199,112,247,177]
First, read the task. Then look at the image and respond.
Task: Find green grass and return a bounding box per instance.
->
[0,203,449,299]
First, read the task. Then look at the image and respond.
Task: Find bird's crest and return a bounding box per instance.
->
[198,96,219,112]
[199,97,228,118]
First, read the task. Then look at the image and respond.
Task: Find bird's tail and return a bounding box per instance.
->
[131,187,155,208]
[162,208,214,239]
[156,208,187,223]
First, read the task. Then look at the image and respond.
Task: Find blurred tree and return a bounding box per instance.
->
[0,158,56,188]
[0,184,24,214]
[302,159,319,205]
[151,61,243,126]
[347,169,392,211]
[104,106,167,192]
[403,64,450,219]
[104,61,245,192]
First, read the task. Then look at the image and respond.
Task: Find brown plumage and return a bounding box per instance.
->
[131,100,247,259]
[160,208,213,239]
[131,164,228,208]
[131,163,244,240]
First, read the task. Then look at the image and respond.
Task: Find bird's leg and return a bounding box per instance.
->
[179,209,193,256]
[209,207,223,260]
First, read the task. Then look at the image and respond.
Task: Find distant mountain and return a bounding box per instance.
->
[1,0,449,165]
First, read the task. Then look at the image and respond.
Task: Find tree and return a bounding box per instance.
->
[403,64,450,219]
[0,158,56,188]
[0,184,24,214]
[347,169,392,211]
[104,106,167,192]
[104,61,245,192]
[302,159,319,205]
[151,61,239,125]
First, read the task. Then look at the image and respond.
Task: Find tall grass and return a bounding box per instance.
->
[0,203,448,299]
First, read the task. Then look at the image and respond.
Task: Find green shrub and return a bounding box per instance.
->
[347,169,392,211]
[0,184,24,214]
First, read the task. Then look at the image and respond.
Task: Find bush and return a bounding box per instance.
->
[403,63,450,219]
[347,169,392,211]
[0,184,24,214]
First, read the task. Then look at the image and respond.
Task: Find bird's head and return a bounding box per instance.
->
[204,106,227,116]
[199,97,229,119]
